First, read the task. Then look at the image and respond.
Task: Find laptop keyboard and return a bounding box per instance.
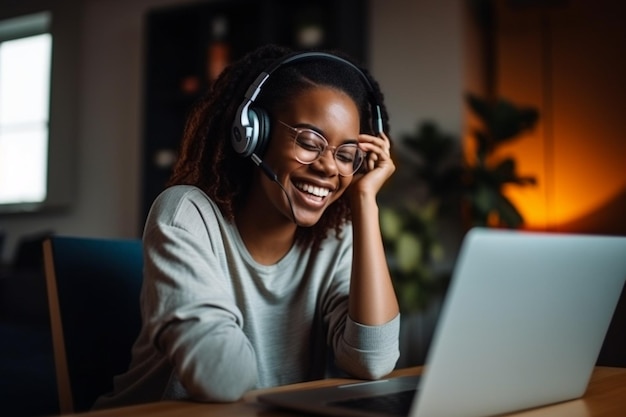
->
[328,389,416,416]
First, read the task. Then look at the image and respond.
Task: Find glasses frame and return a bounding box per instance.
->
[278,120,364,176]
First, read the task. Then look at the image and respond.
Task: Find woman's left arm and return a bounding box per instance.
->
[348,131,400,325]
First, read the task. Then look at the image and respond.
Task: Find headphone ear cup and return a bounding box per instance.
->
[232,105,267,157]
[250,105,271,157]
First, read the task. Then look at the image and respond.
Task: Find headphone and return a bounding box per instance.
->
[231,51,384,160]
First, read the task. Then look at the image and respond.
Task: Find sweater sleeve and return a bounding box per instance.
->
[335,314,400,379]
[142,192,258,402]
[322,226,400,380]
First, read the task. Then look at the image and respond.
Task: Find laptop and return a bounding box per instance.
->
[258,228,626,417]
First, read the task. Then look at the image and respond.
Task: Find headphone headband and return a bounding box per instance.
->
[232,51,384,158]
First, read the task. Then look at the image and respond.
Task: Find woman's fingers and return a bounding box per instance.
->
[359,132,392,171]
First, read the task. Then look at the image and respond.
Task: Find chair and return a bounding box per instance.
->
[43,236,143,413]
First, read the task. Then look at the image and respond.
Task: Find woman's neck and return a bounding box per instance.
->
[236,192,298,266]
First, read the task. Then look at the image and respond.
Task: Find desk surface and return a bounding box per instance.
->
[67,366,626,417]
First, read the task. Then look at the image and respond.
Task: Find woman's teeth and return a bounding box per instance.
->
[295,182,330,198]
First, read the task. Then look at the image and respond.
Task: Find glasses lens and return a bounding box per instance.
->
[335,144,364,176]
[294,130,326,163]
[292,128,365,176]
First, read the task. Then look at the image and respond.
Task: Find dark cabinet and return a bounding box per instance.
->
[141,0,368,221]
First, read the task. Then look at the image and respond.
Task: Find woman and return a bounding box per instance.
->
[94,44,399,408]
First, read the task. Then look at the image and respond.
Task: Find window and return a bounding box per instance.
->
[0,12,52,209]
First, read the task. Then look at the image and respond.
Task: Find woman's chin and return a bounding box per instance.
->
[292,210,323,228]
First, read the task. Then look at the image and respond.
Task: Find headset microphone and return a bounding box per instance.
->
[250,154,277,181]
[250,154,298,225]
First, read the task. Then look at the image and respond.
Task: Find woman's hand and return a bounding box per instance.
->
[350,132,395,197]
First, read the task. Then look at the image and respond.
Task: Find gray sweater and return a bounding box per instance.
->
[94,185,399,409]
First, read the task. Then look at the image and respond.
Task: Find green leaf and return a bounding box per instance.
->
[396,232,422,273]
[380,207,403,240]
[473,184,498,214]
[493,158,517,183]
[495,193,524,228]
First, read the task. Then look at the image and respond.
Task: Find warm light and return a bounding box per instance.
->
[464,96,626,234]
[489,1,626,235]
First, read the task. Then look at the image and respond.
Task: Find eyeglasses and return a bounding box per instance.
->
[279,121,365,176]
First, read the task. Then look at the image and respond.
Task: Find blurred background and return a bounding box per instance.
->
[1,0,624,261]
[0,0,624,415]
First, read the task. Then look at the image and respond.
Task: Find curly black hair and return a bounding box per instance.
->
[168,44,390,248]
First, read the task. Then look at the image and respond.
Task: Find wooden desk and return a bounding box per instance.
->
[66,366,626,417]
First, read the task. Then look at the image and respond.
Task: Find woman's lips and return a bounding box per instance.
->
[293,181,333,206]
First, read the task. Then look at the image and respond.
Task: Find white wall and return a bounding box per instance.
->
[0,0,466,262]
[370,0,465,136]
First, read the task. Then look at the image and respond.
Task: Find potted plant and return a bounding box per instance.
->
[381,94,539,366]
[462,93,539,228]
[381,94,539,313]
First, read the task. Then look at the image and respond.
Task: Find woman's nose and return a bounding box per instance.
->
[311,148,339,175]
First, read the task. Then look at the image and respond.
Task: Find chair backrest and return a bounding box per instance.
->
[43,236,143,414]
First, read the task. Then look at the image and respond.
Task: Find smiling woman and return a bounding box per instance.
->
[92,44,401,410]
[251,87,361,230]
